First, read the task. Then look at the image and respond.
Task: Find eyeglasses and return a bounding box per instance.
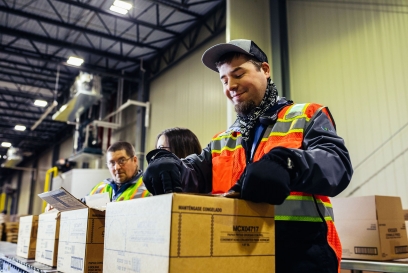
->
[158,145,170,150]
[107,157,132,168]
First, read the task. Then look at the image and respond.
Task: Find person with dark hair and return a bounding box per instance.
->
[156,127,202,158]
[143,39,353,273]
[88,141,151,201]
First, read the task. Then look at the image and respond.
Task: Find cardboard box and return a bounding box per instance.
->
[35,210,60,266]
[16,215,39,259]
[38,188,108,273]
[403,209,408,238]
[103,193,275,273]
[332,195,408,260]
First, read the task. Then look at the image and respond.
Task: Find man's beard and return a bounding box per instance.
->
[235,100,256,116]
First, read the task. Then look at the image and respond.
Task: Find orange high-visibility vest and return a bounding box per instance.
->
[210,103,341,269]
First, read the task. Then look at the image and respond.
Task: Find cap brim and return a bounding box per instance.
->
[201,43,253,72]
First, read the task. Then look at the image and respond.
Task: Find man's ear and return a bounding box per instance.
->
[261,62,270,77]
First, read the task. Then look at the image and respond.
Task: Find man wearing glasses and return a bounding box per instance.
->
[88,141,151,201]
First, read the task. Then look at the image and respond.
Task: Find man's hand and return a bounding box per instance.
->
[229,148,293,205]
[143,149,184,195]
[44,203,54,212]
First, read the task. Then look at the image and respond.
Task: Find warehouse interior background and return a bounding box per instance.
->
[0,0,407,215]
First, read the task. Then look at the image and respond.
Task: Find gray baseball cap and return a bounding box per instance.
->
[201,39,268,72]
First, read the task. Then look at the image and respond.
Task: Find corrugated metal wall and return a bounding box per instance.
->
[146,33,227,154]
[287,0,408,206]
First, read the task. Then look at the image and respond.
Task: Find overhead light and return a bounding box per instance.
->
[113,0,132,10]
[109,5,128,14]
[2,155,7,159]
[67,56,84,66]
[14,125,26,131]
[34,99,48,107]
[1,142,11,148]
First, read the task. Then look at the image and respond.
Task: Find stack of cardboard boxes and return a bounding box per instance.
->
[333,195,408,273]
[35,210,60,267]
[15,189,408,273]
[16,215,38,259]
[38,188,106,273]
[15,188,275,273]
[4,222,19,243]
[332,195,408,261]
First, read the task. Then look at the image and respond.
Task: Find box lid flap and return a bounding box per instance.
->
[332,195,406,221]
[375,195,404,220]
[38,187,88,212]
[84,192,110,211]
[332,196,377,220]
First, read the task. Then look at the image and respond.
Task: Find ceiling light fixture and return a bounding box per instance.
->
[1,142,11,148]
[113,0,132,10]
[34,99,48,107]
[109,5,128,14]
[14,125,26,131]
[67,56,84,66]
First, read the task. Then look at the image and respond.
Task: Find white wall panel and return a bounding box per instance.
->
[59,136,74,159]
[287,0,408,207]
[17,169,31,215]
[146,33,227,156]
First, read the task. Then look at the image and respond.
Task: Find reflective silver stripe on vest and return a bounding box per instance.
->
[95,183,108,193]
[268,103,320,134]
[270,116,308,133]
[275,198,334,222]
[211,134,242,152]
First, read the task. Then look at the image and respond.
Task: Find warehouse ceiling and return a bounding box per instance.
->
[0,0,225,182]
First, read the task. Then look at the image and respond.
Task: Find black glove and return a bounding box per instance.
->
[230,147,294,205]
[143,149,184,195]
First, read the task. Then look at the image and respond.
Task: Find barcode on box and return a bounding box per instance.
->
[132,257,141,273]
[354,246,378,255]
[395,245,408,254]
[45,250,52,260]
[71,256,83,270]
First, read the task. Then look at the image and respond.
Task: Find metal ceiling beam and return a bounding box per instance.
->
[0,88,54,100]
[0,105,51,115]
[0,128,64,138]
[0,111,60,123]
[147,0,202,18]
[0,124,56,135]
[0,5,160,51]
[0,62,73,81]
[0,46,140,82]
[0,70,69,87]
[0,26,142,64]
[55,0,179,36]
[149,0,225,78]
[0,133,53,143]
[0,78,56,95]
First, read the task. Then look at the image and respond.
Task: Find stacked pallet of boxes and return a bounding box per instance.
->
[5,222,19,243]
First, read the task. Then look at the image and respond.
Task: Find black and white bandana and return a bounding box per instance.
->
[238,78,278,141]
